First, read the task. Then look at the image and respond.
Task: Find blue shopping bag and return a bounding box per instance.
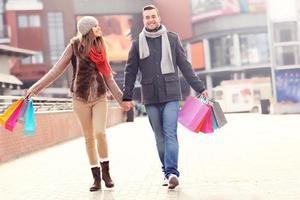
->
[24,99,36,135]
[212,111,218,130]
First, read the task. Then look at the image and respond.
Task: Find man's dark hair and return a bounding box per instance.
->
[143,5,160,16]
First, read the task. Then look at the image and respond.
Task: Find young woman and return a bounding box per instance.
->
[26,16,131,192]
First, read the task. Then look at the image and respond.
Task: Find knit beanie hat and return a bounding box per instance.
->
[77,16,98,36]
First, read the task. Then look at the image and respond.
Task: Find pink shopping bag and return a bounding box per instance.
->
[5,98,25,131]
[178,96,210,132]
[199,106,214,133]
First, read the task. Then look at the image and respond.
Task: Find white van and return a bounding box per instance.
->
[212,78,272,113]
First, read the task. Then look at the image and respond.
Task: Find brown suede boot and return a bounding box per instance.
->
[100,161,114,188]
[90,167,101,192]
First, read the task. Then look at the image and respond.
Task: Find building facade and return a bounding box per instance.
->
[3,0,299,113]
[0,0,36,95]
[266,0,300,113]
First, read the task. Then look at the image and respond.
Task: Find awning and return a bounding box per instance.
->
[0,44,36,57]
[0,73,22,85]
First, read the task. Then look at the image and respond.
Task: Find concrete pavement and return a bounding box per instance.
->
[1,113,300,200]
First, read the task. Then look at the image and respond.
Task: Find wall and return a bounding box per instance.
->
[154,0,193,40]
[0,56,10,73]
[74,0,153,15]
[0,107,125,162]
[7,9,49,83]
[41,0,76,87]
[192,13,267,38]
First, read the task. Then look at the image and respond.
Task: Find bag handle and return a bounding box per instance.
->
[196,94,217,105]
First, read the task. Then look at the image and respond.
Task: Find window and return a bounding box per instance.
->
[18,15,41,28]
[274,22,297,43]
[21,56,31,64]
[29,15,41,27]
[276,45,299,66]
[209,35,234,68]
[32,51,44,64]
[239,33,269,65]
[232,93,239,104]
[21,51,44,64]
[47,12,65,65]
[190,41,205,69]
[18,15,28,27]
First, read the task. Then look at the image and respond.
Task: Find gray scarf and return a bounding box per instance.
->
[139,25,175,74]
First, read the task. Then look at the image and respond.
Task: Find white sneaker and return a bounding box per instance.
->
[168,174,179,189]
[162,177,168,186]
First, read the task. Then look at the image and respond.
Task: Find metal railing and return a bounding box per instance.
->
[0,95,121,113]
[0,95,120,113]
[0,96,73,113]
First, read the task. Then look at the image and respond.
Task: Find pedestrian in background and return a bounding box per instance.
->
[26,16,131,192]
[122,5,208,189]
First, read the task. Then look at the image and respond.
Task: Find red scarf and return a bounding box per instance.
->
[89,45,112,77]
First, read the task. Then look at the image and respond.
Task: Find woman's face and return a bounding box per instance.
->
[92,25,102,37]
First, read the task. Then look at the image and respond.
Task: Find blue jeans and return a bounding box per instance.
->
[145,101,180,178]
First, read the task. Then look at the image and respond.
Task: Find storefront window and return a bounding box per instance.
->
[209,35,234,68]
[274,22,297,43]
[275,45,299,66]
[240,33,269,65]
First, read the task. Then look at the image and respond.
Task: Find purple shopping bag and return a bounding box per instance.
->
[178,96,210,132]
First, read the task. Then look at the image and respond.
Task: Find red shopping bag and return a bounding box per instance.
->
[178,96,210,133]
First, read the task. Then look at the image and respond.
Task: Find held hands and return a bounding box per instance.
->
[121,101,134,111]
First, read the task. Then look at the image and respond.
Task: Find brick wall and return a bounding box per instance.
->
[0,107,125,162]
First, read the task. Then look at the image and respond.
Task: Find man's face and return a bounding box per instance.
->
[143,9,161,30]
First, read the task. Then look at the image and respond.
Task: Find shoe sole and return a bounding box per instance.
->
[168,176,179,189]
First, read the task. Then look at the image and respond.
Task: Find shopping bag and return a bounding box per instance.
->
[194,113,207,132]
[178,96,210,132]
[24,99,36,135]
[212,111,218,130]
[18,99,29,122]
[199,106,214,133]
[0,98,24,126]
[210,100,227,128]
[5,99,25,131]
[194,97,211,132]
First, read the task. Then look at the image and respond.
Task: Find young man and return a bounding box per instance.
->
[122,5,208,189]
